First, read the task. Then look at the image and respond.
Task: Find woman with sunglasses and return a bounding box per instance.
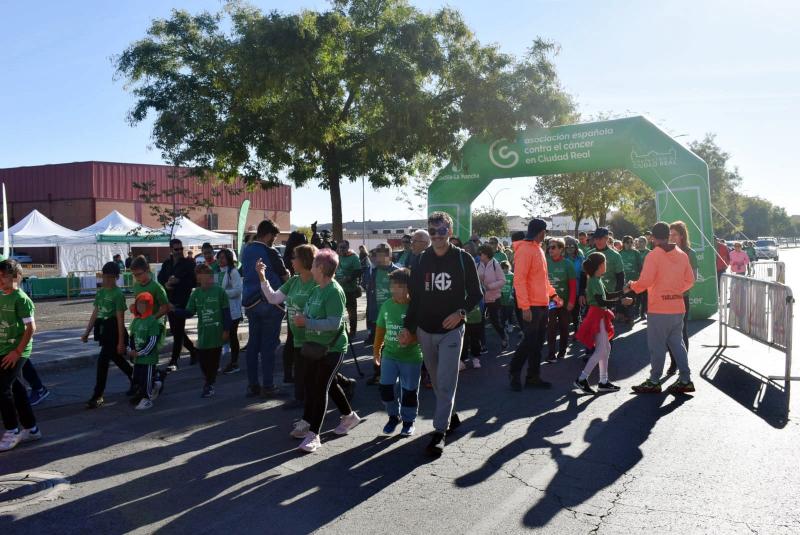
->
[563,236,584,330]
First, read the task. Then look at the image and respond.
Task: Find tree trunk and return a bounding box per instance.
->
[328,173,344,242]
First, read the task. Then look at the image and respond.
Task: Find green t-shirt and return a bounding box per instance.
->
[637,248,650,266]
[744,246,756,262]
[590,246,624,291]
[375,269,391,309]
[546,256,576,302]
[586,276,608,308]
[493,250,509,264]
[376,299,422,363]
[465,305,483,324]
[133,278,168,319]
[619,249,642,281]
[578,243,592,257]
[500,272,514,306]
[94,287,127,320]
[130,315,163,365]
[335,253,362,294]
[304,280,348,353]
[186,285,229,349]
[280,275,318,347]
[0,289,35,358]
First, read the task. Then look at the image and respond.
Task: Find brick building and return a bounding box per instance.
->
[0,161,292,262]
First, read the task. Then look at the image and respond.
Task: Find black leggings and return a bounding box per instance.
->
[22,359,44,391]
[93,344,133,398]
[197,347,222,385]
[304,352,352,434]
[485,301,507,339]
[0,358,36,430]
[345,291,358,336]
[547,307,571,358]
[167,311,195,361]
[228,319,241,365]
[461,322,483,359]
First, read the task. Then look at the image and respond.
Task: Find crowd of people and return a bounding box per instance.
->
[1,212,752,456]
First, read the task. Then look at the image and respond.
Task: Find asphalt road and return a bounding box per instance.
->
[3,250,800,534]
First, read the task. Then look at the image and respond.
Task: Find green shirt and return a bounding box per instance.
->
[546,256,576,302]
[280,275,318,347]
[335,253,362,294]
[130,315,163,365]
[637,248,650,266]
[0,289,35,358]
[619,249,642,281]
[493,250,509,264]
[500,272,514,306]
[589,246,624,291]
[133,278,168,319]
[685,247,698,296]
[304,280,348,353]
[465,305,483,324]
[376,299,422,363]
[94,287,127,320]
[186,285,229,349]
[586,276,608,308]
[578,243,592,257]
[375,269,391,309]
[744,246,756,262]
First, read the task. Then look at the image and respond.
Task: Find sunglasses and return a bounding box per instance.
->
[428,226,450,236]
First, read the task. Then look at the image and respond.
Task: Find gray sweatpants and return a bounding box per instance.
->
[647,313,691,383]
[416,326,464,432]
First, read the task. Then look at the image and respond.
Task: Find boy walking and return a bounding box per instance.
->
[128,292,165,410]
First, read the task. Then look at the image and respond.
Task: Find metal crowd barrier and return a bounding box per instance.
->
[749,261,786,284]
[717,273,797,387]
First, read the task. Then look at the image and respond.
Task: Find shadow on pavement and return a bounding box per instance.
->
[700,349,790,429]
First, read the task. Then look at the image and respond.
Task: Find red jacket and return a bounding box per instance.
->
[715,242,730,271]
[513,240,557,309]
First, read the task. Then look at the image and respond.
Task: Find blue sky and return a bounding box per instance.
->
[1,0,798,227]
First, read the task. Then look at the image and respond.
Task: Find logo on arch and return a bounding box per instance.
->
[489,140,519,169]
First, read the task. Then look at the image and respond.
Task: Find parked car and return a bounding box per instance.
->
[754,239,779,261]
[10,252,33,263]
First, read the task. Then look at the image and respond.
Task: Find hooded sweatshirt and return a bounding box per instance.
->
[629,244,694,314]
[513,240,557,309]
[478,257,505,303]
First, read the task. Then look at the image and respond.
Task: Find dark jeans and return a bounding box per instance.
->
[0,358,36,430]
[167,311,196,361]
[547,307,571,358]
[667,295,691,367]
[485,301,507,339]
[638,292,648,318]
[461,322,483,359]
[286,344,306,402]
[197,347,222,385]
[501,304,516,327]
[304,352,352,434]
[228,319,241,365]
[22,359,44,391]
[93,344,133,398]
[283,326,295,382]
[345,291,358,336]
[245,302,284,388]
[509,306,548,379]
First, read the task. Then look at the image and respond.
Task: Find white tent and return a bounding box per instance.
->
[57,211,162,276]
[0,209,84,247]
[160,216,232,246]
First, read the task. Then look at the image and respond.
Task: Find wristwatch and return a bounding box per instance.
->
[458,308,467,318]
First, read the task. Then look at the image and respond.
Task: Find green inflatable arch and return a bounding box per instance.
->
[427,116,717,319]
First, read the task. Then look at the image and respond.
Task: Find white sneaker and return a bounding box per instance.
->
[298,432,321,453]
[471,358,482,369]
[20,427,42,442]
[290,419,310,439]
[334,412,361,435]
[458,360,467,372]
[135,398,153,411]
[0,430,22,451]
[151,381,162,401]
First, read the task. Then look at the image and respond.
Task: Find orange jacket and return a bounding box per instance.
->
[630,244,694,314]
[513,240,557,308]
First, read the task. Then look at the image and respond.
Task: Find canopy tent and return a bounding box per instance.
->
[0,209,84,247]
[159,216,232,246]
[57,210,165,276]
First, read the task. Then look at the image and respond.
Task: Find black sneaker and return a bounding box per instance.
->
[261,385,281,398]
[86,396,104,409]
[448,413,461,433]
[245,384,261,398]
[425,432,446,457]
[597,381,621,392]
[525,376,552,389]
[573,377,595,394]
[510,375,522,392]
[546,354,558,363]
[342,378,356,402]
[201,384,215,398]
[222,363,240,375]
[666,364,677,376]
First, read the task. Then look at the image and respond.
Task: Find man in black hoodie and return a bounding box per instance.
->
[400,211,482,457]
[157,238,197,370]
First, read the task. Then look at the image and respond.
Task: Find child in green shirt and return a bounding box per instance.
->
[499,261,516,333]
[128,292,165,410]
[82,261,133,409]
[618,236,642,324]
[373,268,423,436]
[172,264,231,398]
[0,259,41,452]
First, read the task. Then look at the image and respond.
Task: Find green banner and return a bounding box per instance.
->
[237,199,250,260]
[427,116,717,319]
[97,232,170,243]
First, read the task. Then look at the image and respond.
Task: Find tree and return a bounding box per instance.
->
[688,134,743,237]
[471,207,508,238]
[608,212,641,238]
[116,1,573,241]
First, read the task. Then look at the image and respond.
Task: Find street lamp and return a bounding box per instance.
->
[487,188,510,210]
